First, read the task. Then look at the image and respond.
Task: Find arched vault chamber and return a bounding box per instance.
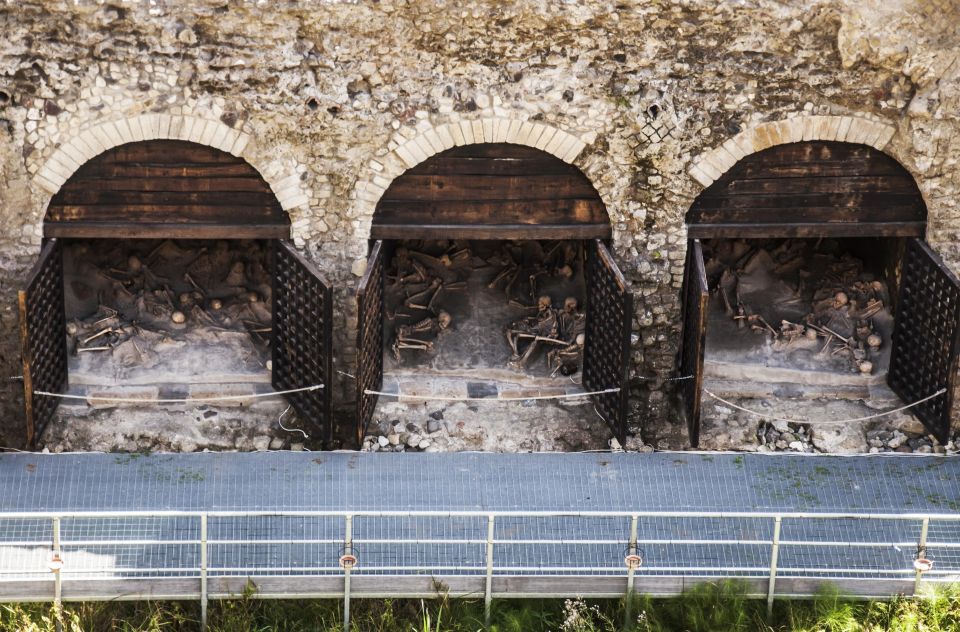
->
[678,141,960,446]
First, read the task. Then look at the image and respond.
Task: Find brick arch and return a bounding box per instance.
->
[32,113,309,213]
[350,117,593,248]
[688,115,897,189]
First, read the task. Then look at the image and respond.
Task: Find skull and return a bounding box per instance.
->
[179,292,195,308]
[805,328,818,340]
[537,295,552,312]
[171,311,186,324]
[575,333,586,347]
[557,264,574,279]
[127,255,142,273]
[208,298,223,311]
[834,292,849,307]
[563,297,579,313]
[867,334,882,349]
[437,311,452,330]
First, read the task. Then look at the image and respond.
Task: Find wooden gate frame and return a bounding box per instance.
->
[271,240,334,445]
[582,239,633,444]
[19,238,68,448]
[355,240,385,446]
[887,238,960,444]
[678,240,709,447]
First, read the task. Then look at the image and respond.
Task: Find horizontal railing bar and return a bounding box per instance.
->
[8,538,925,549]
[0,570,942,581]
[56,565,200,577]
[490,566,770,573]
[776,568,916,575]
[207,539,343,546]
[350,539,486,545]
[59,540,202,546]
[0,510,955,520]
[778,541,921,548]
[492,539,770,546]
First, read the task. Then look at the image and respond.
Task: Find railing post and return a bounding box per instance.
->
[343,514,353,631]
[624,514,639,629]
[915,517,930,596]
[766,516,782,620]
[51,516,62,632]
[484,514,495,628]
[200,513,208,631]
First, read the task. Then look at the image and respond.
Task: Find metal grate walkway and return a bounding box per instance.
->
[1,451,959,606]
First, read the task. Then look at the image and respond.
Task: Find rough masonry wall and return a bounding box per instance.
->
[0,0,958,448]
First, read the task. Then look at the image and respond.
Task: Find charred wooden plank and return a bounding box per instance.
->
[46,140,289,237]
[72,163,260,178]
[44,221,291,240]
[375,199,607,227]
[53,190,281,207]
[381,174,600,201]
[375,143,609,236]
[409,156,581,176]
[370,222,611,240]
[48,204,286,222]
[686,141,927,234]
[687,222,927,239]
[62,176,272,193]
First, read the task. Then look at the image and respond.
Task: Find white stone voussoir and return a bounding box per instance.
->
[32,113,304,215]
[688,114,897,189]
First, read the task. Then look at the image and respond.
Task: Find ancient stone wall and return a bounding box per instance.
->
[0,0,958,448]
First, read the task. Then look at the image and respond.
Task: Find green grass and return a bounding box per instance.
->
[2,581,960,631]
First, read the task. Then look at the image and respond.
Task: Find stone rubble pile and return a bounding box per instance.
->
[756,419,816,453]
[864,428,948,454]
[360,400,617,453]
[362,411,447,453]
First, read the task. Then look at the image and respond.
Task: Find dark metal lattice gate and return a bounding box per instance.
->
[678,240,710,447]
[887,238,960,444]
[355,240,385,446]
[582,239,633,444]
[18,238,68,448]
[272,240,334,445]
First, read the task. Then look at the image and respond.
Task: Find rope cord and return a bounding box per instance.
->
[363,387,620,402]
[703,388,947,425]
[277,405,309,440]
[35,383,323,404]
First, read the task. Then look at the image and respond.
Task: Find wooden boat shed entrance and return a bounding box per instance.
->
[679,141,960,446]
[355,143,633,446]
[19,140,333,447]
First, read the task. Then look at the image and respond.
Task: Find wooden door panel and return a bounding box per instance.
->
[582,240,633,444]
[19,239,68,448]
[678,240,709,448]
[272,240,333,445]
[887,239,960,444]
[356,240,385,446]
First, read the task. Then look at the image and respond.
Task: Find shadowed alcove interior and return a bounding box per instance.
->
[354,143,633,446]
[679,141,959,447]
[19,140,332,448]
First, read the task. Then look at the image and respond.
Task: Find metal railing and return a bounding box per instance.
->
[1,509,959,629]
